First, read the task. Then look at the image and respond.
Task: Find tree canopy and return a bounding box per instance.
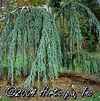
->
[0,1,100,89]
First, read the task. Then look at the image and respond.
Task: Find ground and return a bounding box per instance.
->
[0,71,100,101]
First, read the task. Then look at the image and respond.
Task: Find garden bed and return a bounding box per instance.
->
[0,71,100,101]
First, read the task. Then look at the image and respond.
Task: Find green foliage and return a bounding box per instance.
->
[71,92,100,101]
[28,0,48,6]
[0,7,62,89]
[80,0,100,21]
[5,0,48,6]
[0,2,100,90]
[48,0,62,12]
[0,98,14,101]
[0,21,4,32]
[49,0,100,52]
[62,0,81,2]
[56,2,100,76]
[80,0,100,51]
[49,0,61,8]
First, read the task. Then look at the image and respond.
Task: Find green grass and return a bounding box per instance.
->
[71,92,100,101]
[0,92,100,101]
[0,98,13,101]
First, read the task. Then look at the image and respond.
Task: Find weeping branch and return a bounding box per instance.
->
[56,2,100,76]
[0,7,62,89]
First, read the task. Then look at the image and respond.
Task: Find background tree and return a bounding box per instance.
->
[80,0,100,52]
[48,0,100,52]
[81,0,100,21]
[48,0,61,13]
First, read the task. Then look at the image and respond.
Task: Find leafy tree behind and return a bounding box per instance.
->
[48,0,61,12]
[81,0,100,21]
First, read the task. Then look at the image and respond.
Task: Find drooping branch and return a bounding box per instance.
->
[56,2,100,76]
[0,7,62,88]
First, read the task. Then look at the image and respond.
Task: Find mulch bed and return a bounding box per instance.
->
[0,71,100,101]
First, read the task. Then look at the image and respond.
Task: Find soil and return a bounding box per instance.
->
[0,71,100,101]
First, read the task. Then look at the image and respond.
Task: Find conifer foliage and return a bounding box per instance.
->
[0,7,62,88]
[56,2,100,75]
[0,2,100,89]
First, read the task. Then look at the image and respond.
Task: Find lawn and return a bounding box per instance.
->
[71,92,100,101]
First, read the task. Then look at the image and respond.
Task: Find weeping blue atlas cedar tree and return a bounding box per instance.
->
[0,7,62,89]
[0,2,100,89]
[56,2,100,76]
